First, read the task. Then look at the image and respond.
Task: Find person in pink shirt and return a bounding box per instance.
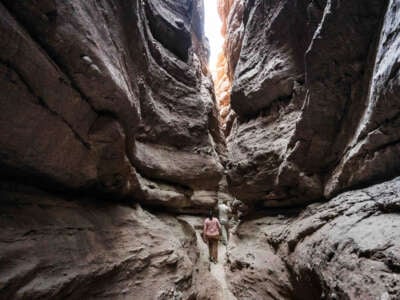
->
[203,210,221,263]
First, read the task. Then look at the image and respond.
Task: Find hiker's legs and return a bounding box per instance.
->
[211,238,218,262]
[220,220,228,244]
[225,222,230,242]
[208,239,213,261]
[221,220,228,245]
[232,211,244,234]
[231,219,240,235]
[206,236,219,262]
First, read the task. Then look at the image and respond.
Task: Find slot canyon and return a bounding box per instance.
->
[1,0,400,299]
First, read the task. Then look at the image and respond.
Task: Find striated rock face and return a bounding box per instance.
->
[0,1,227,297]
[213,51,231,130]
[225,0,400,207]
[0,0,224,211]
[324,0,400,197]
[0,182,222,299]
[213,0,232,130]
[214,0,244,134]
[227,177,400,299]
[1,0,400,298]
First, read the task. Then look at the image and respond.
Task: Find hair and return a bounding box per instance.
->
[208,209,214,220]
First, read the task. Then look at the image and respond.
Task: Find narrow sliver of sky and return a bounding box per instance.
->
[203,0,224,74]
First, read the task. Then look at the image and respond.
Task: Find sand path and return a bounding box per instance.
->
[209,243,237,300]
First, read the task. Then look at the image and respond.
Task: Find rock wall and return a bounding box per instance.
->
[221,2,400,298]
[0,182,222,299]
[225,0,400,207]
[0,1,227,298]
[0,0,224,212]
[214,0,244,134]
[2,0,400,299]
[227,177,400,299]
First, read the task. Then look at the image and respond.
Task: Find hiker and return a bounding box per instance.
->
[231,198,248,234]
[203,209,221,263]
[218,200,231,245]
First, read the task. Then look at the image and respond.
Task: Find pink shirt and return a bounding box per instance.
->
[203,217,221,236]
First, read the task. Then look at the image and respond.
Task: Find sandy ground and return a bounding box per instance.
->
[179,216,236,300]
[210,243,237,300]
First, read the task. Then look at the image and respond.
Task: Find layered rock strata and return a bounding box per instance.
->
[0,182,222,299]
[1,0,400,299]
[225,0,400,207]
[0,1,230,298]
[0,0,224,211]
[227,177,400,299]
[214,0,244,133]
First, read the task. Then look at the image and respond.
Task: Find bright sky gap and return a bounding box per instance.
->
[203,0,224,74]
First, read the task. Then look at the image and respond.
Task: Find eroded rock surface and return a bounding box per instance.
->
[225,0,400,207]
[0,0,224,211]
[0,182,225,299]
[227,177,400,299]
[214,0,244,133]
[1,0,400,299]
[0,1,229,298]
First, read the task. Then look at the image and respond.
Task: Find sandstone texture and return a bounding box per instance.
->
[0,0,224,211]
[1,0,400,299]
[227,177,400,299]
[0,182,223,299]
[225,0,400,206]
[0,1,228,298]
[214,0,244,133]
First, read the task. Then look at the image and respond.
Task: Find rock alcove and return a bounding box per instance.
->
[0,0,400,299]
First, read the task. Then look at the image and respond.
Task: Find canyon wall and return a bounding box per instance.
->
[219,0,400,298]
[1,0,400,299]
[214,0,243,134]
[223,0,400,207]
[0,0,226,298]
[227,177,400,299]
[0,182,221,299]
[0,0,225,212]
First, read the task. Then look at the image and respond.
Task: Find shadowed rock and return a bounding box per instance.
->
[227,177,400,299]
[0,0,225,210]
[224,0,399,207]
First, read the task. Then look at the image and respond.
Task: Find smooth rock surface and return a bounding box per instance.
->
[0,0,224,210]
[225,0,400,206]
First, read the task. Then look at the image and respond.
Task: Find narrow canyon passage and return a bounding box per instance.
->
[210,245,236,300]
[1,0,400,299]
[187,214,237,300]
